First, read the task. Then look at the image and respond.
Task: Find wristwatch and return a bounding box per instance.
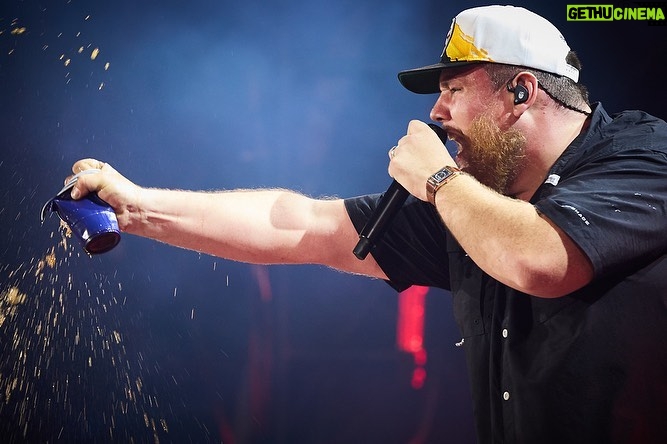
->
[426,165,462,205]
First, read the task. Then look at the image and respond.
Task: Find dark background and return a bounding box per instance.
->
[1,1,665,442]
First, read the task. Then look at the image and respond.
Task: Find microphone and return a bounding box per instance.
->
[353,124,448,260]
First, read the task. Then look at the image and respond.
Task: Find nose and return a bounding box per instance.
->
[429,93,451,123]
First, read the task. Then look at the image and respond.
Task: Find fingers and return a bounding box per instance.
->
[66,158,107,185]
[68,158,114,200]
[388,145,397,160]
[72,158,107,174]
[389,120,434,162]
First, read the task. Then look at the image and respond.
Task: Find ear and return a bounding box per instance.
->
[507,72,538,115]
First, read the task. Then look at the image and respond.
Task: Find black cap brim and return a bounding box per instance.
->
[398,61,478,94]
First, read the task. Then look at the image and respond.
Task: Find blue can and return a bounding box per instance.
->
[41,170,120,254]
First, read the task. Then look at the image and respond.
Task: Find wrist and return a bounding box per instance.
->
[122,186,151,233]
[426,165,462,206]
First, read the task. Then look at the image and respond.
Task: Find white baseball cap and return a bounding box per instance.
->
[398,5,580,94]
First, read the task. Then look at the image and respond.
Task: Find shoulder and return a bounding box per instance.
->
[597,105,667,145]
[570,104,667,167]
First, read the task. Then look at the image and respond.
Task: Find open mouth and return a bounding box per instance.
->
[445,131,468,169]
[454,152,467,169]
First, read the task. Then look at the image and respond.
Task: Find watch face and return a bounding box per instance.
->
[433,169,452,183]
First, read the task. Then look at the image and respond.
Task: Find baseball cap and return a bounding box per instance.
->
[398,5,580,94]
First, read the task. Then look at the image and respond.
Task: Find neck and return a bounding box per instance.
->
[509,110,591,201]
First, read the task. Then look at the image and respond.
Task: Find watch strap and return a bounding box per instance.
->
[426,165,462,205]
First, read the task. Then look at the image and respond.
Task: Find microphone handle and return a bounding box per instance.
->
[353,180,409,260]
[353,124,447,260]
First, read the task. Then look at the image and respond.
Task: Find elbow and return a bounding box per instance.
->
[504,256,594,298]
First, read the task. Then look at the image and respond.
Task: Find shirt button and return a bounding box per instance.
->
[503,391,510,401]
[502,329,508,338]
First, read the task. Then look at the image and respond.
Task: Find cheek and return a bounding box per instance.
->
[458,98,504,132]
[451,107,479,133]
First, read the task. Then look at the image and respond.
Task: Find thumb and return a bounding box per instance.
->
[407,119,430,135]
[70,170,102,200]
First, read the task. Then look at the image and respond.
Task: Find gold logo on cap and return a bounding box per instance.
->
[445,23,491,62]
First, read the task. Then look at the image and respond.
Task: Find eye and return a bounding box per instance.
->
[438,84,462,97]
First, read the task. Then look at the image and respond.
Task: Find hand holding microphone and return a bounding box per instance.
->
[353,123,449,260]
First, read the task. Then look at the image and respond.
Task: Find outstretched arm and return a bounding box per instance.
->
[69,159,388,280]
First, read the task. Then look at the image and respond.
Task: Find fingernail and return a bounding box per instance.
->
[71,188,80,199]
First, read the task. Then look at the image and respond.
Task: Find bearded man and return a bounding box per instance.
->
[67,5,667,443]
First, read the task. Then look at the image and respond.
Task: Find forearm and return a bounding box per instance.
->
[434,174,593,297]
[125,188,336,264]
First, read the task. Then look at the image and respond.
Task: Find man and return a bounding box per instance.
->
[68,5,667,443]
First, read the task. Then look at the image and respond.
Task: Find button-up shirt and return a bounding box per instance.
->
[345,104,667,443]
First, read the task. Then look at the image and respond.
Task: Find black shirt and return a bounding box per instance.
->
[344,104,667,443]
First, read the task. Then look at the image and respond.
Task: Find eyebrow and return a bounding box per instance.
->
[439,64,484,83]
[438,74,463,90]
